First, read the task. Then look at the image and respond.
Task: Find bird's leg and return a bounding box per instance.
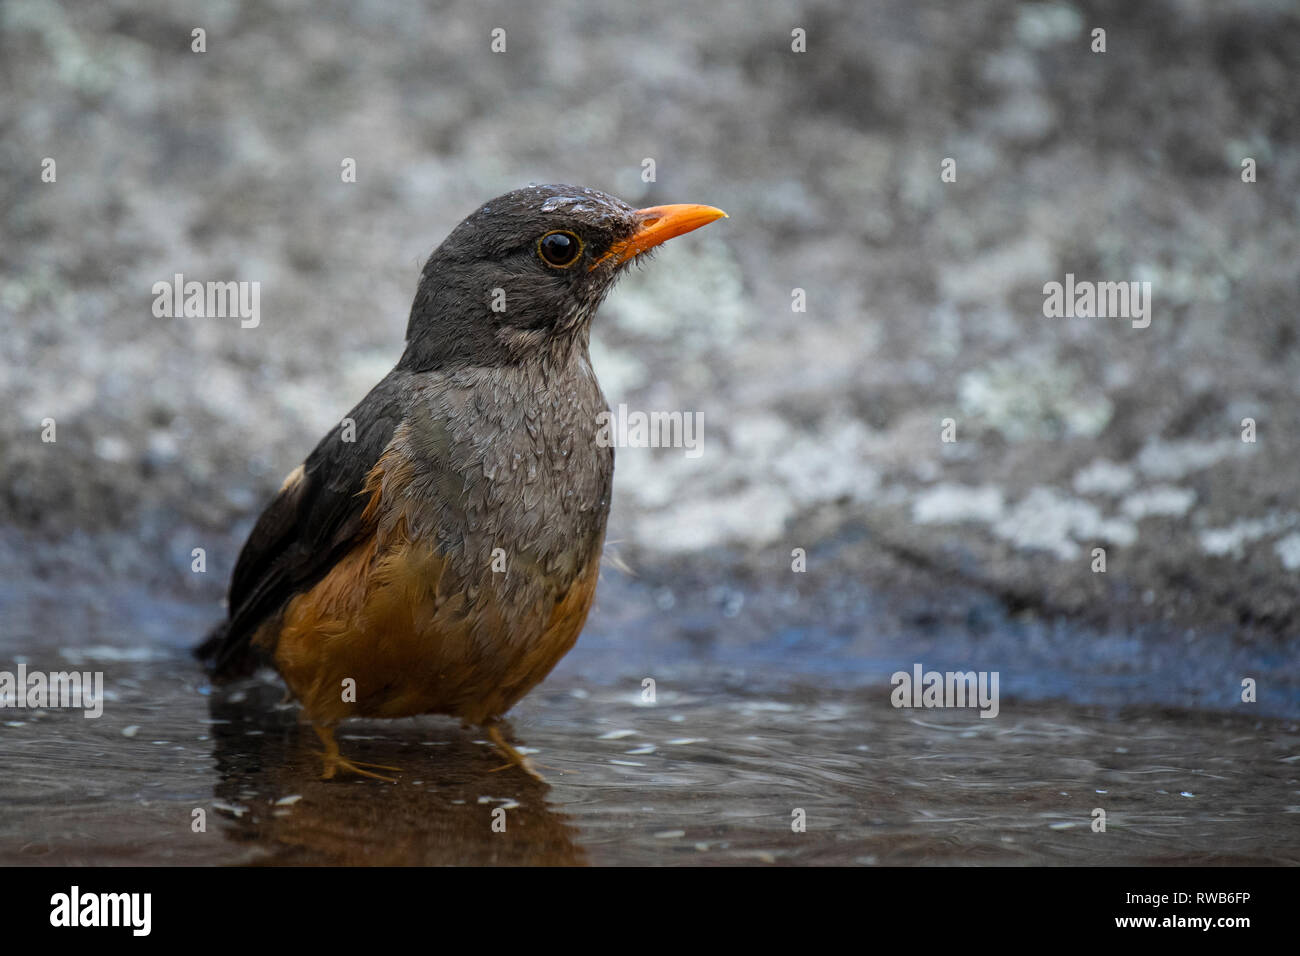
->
[485,721,546,781]
[312,724,401,782]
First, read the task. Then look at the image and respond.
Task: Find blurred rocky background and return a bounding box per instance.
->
[2,0,1297,713]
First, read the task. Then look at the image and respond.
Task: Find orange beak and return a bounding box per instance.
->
[591,203,728,270]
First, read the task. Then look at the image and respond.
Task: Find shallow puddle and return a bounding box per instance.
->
[1,654,1295,866]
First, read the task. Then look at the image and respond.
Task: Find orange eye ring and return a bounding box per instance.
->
[537,230,584,268]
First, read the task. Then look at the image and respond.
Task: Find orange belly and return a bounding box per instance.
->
[263,534,600,727]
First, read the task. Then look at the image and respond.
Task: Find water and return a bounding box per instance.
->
[2,655,1295,866]
[1,535,1296,866]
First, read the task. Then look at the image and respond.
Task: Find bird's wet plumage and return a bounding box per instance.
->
[197,184,726,779]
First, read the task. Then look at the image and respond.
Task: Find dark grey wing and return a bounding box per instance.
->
[197,369,409,676]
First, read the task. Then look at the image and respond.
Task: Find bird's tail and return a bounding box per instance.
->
[194,618,260,680]
[194,620,227,666]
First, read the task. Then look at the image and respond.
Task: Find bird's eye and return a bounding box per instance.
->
[537,230,583,268]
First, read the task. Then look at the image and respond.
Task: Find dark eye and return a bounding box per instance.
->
[538,230,582,268]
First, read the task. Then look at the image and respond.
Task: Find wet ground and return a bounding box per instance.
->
[2,566,1297,866]
[2,660,1296,867]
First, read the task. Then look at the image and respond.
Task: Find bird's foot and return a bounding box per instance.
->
[485,723,548,782]
[312,724,401,782]
[314,751,402,782]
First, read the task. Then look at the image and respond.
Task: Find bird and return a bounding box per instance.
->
[196,183,727,782]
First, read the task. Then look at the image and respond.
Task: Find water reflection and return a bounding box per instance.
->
[206,683,585,865]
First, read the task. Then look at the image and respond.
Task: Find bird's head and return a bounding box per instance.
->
[400,184,726,369]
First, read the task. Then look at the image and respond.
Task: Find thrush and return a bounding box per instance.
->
[197,184,727,781]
